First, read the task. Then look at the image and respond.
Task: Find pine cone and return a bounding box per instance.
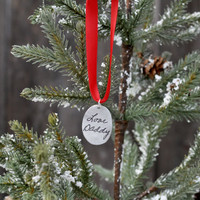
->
[138,53,166,79]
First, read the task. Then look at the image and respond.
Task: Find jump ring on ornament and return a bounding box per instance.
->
[98,99,101,108]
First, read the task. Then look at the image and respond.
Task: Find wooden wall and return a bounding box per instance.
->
[0,0,200,198]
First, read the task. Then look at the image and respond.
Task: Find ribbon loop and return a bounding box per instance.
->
[86,0,119,103]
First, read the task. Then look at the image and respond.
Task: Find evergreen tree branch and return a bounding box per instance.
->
[33,143,58,200]
[31,7,89,87]
[0,124,40,199]
[53,0,112,38]
[21,86,91,108]
[0,114,113,199]
[133,0,200,45]
[55,0,85,20]
[131,0,155,30]
[126,71,200,122]
[148,163,200,200]
[125,103,160,122]
[11,44,59,70]
[126,51,200,123]
[56,0,126,39]
[122,117,170,199]
[138,129,200,200]
[136,51,200,104]
[121,136,139,186]
[99,56,120,101]
[45,114,112,200]
[155,129,200,189]
[11,44,80,79]
[9,120,37,143]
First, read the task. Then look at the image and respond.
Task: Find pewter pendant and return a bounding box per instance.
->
[82,104,112,145]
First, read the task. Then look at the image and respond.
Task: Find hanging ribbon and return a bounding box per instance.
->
[86,0,119,103]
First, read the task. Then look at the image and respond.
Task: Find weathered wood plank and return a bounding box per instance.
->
[0,0,6,135]
[6,0,58,131]
[0,0,11,133]
[0,0,12,199]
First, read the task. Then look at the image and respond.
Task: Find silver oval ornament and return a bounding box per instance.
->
[82,104,112,145]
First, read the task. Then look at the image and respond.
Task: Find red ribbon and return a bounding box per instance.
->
[86,0,119,103]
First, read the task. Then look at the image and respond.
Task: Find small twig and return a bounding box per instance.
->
[135,186,158,200]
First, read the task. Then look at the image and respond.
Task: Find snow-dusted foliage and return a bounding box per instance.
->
[2,0,200,199]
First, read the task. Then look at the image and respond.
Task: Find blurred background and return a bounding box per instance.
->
[0,0,200,198]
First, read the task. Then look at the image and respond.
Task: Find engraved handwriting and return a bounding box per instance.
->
[83,124,110,134]
[87,113,108,124]
[83,109,111,142]
[83,124,110,140]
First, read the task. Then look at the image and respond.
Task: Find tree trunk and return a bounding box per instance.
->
[114,0,133,197]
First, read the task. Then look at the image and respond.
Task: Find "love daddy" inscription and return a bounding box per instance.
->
[82,104,112,145]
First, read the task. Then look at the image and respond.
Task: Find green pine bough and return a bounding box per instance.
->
[1,0,200,199]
